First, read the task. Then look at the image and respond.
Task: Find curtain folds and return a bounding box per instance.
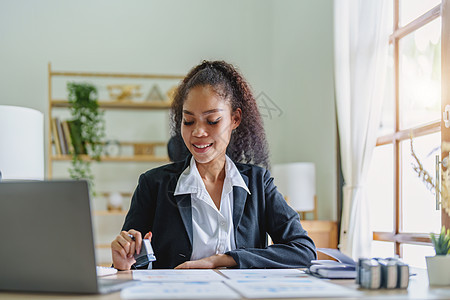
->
[334,0,390,259]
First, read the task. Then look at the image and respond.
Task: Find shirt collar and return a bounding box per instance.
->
[224,155,251,195]
[174,155,251,196]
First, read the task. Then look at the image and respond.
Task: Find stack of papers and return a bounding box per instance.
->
[131,269,225,282]
[308,248,357,279]
[226,277,360,298]
[219,268,307,280]
[120,269,360,299]
[121,281,240,299]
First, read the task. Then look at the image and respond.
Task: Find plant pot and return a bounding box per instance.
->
[426,255,450,286]
[107,192,123,211]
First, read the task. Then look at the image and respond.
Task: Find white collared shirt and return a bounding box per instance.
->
[174,155,251,261]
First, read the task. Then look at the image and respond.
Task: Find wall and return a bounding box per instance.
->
[267,0,337,220]
[0,0,273,108]
[0,0,336,261]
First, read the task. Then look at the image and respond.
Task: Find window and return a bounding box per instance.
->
[368,0,445,268]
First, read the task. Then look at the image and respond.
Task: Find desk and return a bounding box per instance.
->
[1,268,450,299]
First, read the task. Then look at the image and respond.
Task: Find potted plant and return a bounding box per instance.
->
[67,82,105,194]
[426,226,450,285]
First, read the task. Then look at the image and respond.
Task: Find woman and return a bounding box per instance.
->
[111,60,316,270]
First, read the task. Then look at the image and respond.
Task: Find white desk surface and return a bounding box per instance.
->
[1,268,450,299]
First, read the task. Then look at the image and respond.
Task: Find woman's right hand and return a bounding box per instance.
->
[111,229,151,270]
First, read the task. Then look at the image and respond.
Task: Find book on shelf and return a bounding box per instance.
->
[51,118,87,156]
[55,117,67,155]
[51,117,62,155]
[61,121,75,155]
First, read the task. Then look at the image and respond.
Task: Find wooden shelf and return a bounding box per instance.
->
[51,99,172,110]
[51,141,166,147]
[50,70,184,80]
[98,192,132,197]
[50,154,169,162]
[93,210,127,216]
[119,141,166,147]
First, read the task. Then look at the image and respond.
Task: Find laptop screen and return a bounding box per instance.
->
[0,180,100,293]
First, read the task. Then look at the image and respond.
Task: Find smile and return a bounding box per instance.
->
[193,143,213,149]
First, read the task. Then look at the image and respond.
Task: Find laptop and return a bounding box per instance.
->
[0,180,135,294]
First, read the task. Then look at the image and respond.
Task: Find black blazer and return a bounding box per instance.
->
[122,157,317,269]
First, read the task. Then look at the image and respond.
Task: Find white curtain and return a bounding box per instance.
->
[334,0,390,260]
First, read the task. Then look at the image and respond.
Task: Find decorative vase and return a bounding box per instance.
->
[107,192,123,211]
[426,255,450,286]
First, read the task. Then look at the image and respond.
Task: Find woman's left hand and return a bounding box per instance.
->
[174,254,237,269]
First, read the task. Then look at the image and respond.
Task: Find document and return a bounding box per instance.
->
[225,277,361,298]
[132,269,225,282]
[219,269,306,280]
[121,281,240,299]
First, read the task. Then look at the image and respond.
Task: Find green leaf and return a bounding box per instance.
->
[66,82,105,197]
[431,226,450,255]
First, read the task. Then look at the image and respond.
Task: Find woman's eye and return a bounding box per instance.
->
[208,118,221,125]
[183,120,194,126]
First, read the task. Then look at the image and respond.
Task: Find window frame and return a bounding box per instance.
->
[372,1,445,256]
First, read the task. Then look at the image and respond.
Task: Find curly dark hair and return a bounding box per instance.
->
[171,60,270,168]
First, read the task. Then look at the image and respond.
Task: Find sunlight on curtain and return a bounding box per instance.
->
[334,0,390,260]
[367,144,394,233]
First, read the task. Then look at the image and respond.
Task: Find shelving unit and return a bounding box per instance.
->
[47,63,184,263]
[47,63,184,176]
